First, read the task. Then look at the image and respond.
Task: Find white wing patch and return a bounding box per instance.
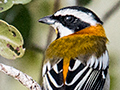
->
[66,65,91,86]
[42,59,64,89]
[87,50,109,70]
[69,59,81,71]
[53,63,63,74]
[86,50,109,79]
[42,61,51,76]
[54,9,97,25]
[42,51,109,89]
[102,50,109,69]
[43,74,53,90]
[74,68,93,90]
[47,72,64,88]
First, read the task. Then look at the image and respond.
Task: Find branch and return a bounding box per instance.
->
[38,0,61,84]
[102,0,120,23]
[46,0,60,47]
[27,43,44,53]
[0,63,42,90]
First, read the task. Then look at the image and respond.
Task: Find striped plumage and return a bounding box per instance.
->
[39,6,110,90]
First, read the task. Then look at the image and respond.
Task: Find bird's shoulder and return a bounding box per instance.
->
[45,34,107,62]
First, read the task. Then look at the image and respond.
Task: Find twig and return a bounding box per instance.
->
[28,43,44,53]
[38,0,61,85]
[102,0,120,23]
[0,63,42,90]
[46,0,60,47]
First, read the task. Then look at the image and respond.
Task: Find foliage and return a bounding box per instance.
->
[0,5,31,46]
[0,0,32,60]
[0,0,31,13]
[0,20,25,59]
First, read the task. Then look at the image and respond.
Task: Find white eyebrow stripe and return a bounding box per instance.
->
[54,9,97,26]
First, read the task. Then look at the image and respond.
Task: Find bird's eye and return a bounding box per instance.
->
[63,16,74,23]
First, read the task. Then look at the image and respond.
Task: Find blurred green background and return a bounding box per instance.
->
[0,0,120,90]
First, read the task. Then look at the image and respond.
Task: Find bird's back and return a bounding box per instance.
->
[42,25,108,90]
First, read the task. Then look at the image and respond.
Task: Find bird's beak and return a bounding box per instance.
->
[39,15,56,25]
[39,15,59,35]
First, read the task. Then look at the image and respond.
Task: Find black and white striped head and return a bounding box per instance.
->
[39,6,103,38]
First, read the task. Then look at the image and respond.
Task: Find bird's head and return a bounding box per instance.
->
[39,6,103,39]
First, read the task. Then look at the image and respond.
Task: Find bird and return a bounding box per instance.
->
[39,6,110,90]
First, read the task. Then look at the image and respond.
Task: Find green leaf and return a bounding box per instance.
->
[0,19,25,59]
[0,0,31,13]
[0,5,32,47]
[12,0,31,4]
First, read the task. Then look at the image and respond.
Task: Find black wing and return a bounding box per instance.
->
[65,59,108,90]
[42,51,109,90]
